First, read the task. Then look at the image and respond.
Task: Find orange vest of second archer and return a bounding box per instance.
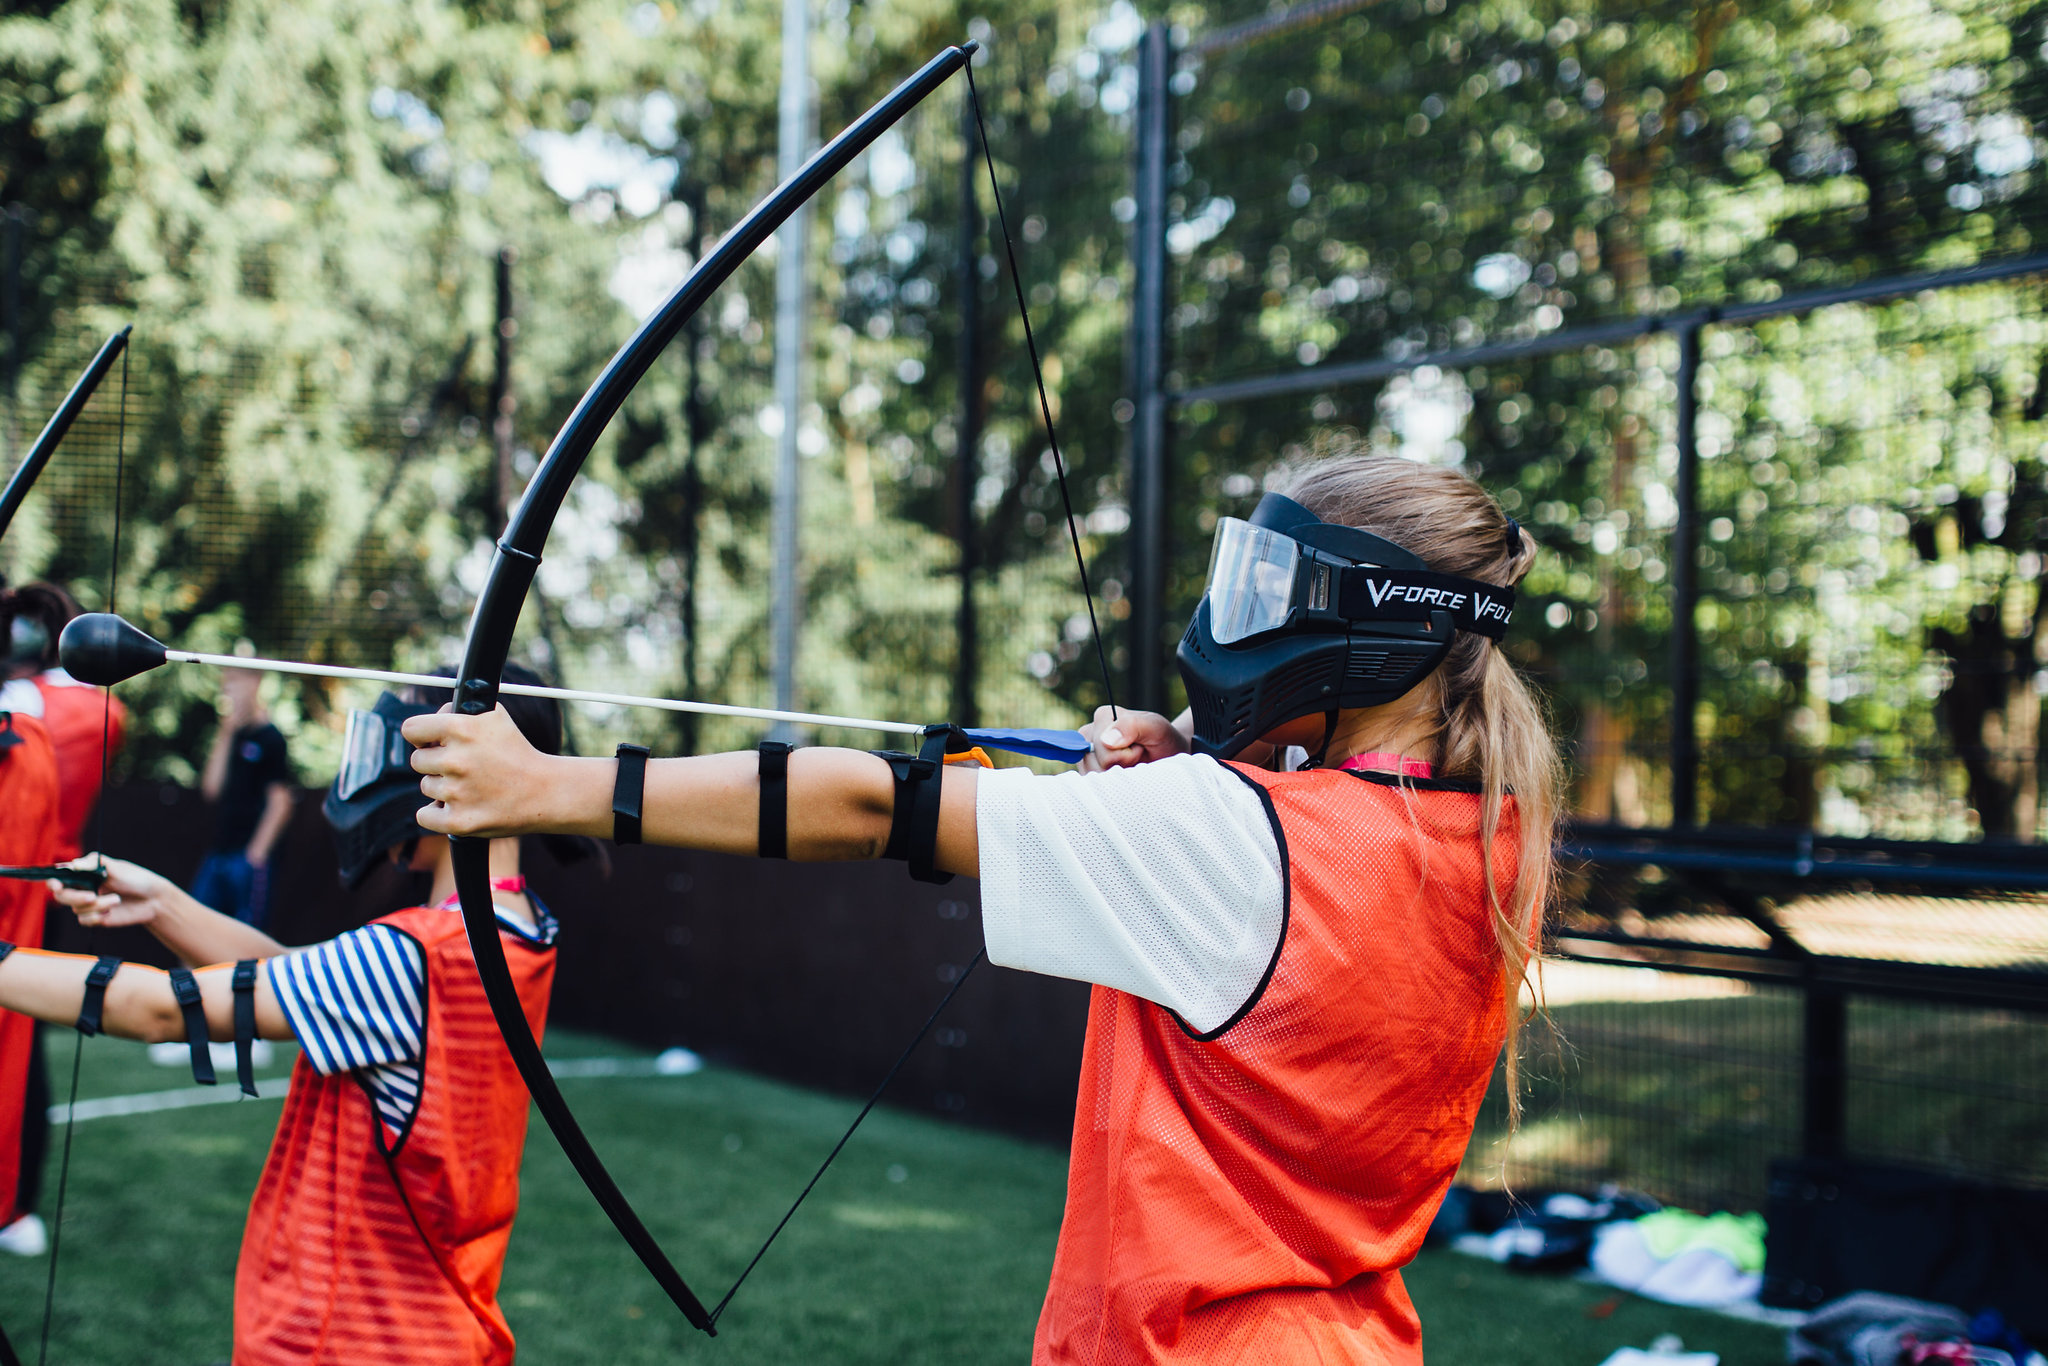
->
[1034,764,1520,1366]
[0,713,60,1229]
[234,904,554,1366]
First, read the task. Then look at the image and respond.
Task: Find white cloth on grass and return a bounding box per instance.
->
[975,753,1285,1035]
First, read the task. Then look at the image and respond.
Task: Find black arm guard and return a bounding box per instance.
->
[873,726,958,886]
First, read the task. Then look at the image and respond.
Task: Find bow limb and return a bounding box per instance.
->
[0,325,129,1366]
[447,43,977,1337]
[0,327,130,557]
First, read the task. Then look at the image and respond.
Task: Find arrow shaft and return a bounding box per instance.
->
[162,649,926,736]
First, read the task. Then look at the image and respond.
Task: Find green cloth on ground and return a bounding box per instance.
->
[1633,1209,1767,1272]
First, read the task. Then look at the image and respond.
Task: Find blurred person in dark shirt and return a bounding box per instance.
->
[193,663,294,928]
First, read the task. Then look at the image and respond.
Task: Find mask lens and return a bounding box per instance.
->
[1205,518,1301,644]
[336,708,408,800]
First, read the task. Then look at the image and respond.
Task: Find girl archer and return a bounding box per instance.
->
[405,451,1558,1364]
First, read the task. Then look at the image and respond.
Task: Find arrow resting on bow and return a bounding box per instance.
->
[55,610,1094,763]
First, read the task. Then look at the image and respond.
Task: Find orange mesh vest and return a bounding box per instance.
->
[32,675,127,860]
[1034,765,1518,1366]
[0,714,59,1228]
[234,904,554,1365]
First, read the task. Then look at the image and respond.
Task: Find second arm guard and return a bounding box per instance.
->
[168,966,217,1086]
[232,959,260,1097]
[75,955,122,1036]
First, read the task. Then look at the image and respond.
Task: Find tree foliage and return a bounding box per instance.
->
[3,0,2042,839]
[1166,0,2048,838]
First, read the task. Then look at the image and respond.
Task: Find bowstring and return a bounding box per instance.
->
[708,947,984,1325]
[963,62,1119,719]
[39,342,126,1365]
[705,57,1126,1325]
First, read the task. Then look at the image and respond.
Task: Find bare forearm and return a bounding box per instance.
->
[534,749,893,855]
[0,949,291,1043]
[148,885,291,964]
[410,707,986,877]
[528,747,981,873]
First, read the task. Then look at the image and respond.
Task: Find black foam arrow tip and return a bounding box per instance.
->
[60,612,168,687]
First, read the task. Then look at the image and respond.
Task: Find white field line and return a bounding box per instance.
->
[48,1054,695,1126]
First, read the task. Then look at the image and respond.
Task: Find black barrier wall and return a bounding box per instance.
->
[59,785,1089,1145]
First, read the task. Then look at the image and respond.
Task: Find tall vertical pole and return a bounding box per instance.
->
[491,246,519,529]
[3,208,23,463]
[679,185,708,755]
[1669,321,1703,827]
[953,94,984,728]
[1802,980,1849,1161]
[770,0,812,732]
[1127,22,1174,712]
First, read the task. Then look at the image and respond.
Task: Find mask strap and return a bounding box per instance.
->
[1300,712,1340,770]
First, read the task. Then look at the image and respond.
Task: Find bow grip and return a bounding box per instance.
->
[452,542,542,716]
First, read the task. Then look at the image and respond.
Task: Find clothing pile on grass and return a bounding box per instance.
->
[1788,1295,2043,1366]
[1429,1186,2046,1366]
[1431,1186,1766,1309]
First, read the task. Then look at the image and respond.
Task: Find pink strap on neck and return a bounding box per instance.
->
[434,875,526,911]
[1338,751,1433,778]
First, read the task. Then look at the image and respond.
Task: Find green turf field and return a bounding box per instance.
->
[0,1031,1786,1364]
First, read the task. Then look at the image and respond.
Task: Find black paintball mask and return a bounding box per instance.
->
[323,664,592,888]
[1176,491,1515,761]
[324,689,439,887]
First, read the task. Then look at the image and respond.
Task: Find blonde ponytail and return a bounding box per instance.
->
[1285,448,1562,1127]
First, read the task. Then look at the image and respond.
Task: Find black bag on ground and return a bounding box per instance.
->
[1762,1157,2048,1338]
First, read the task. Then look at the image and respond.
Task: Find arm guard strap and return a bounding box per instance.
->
[757,741,794,860]
[76,955,122,1036]
[232,960,260,1097]
[168,966,217,1086]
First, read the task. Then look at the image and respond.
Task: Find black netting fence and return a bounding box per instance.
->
[1160,0,2048,1211]
[1,39,1118,787]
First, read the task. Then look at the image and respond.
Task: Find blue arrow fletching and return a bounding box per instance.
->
[961,726,1091,764]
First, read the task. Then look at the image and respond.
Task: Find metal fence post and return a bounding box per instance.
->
[1670,321,1703,826]
[3,209,20,400]
[1803,983,1849,1160]
[490,246,518,529]
[769,0,813,736]
[1127,21,1173,712]
[678,185,709,755]
[954,93,984,728]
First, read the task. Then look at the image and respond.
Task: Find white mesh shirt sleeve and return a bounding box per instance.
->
[976,754,1285,1035]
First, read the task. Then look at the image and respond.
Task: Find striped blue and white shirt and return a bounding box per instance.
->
[266,898,557,1136]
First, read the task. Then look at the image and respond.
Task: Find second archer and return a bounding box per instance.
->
[3,663,587,1366]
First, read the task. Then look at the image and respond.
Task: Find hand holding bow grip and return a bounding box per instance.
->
[0,864,110,892]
